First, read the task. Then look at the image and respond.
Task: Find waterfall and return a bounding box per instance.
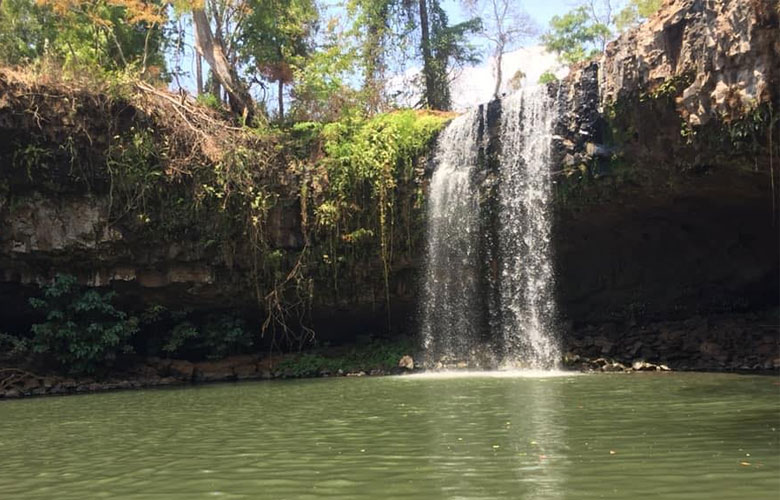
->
[420,108,482,363]
[498,88,559,369]
[421,87,560,370]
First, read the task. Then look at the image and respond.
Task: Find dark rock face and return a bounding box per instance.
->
[470,0,779,370]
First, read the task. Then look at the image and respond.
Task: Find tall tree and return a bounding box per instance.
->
[242,0,317,121]
[541,5,610,64]
[349,0,393,112]
[191,0,254,121]
[418,0,480,110]
[582,0,615,51]
[15,0,168,72]
[614,0,662,31]
[463,0,537,99]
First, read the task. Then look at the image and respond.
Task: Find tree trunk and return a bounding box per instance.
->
[192,8,253,122]
[278,80,284,121]
[418,0,437,109]
[195,54,203,95]
[493,46,503,100]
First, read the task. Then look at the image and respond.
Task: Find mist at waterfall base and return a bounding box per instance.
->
[420,87,560,371]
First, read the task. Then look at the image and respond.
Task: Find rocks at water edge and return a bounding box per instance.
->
[398,355,415,370]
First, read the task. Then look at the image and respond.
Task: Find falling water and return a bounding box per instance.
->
[421,87,560,369]
[420,108,482,363]
[498,88,560,369]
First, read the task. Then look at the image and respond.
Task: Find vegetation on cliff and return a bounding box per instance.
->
[0,65,449,372]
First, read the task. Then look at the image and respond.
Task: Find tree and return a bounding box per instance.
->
[615,0,662,32]
[2,0,168,73]
[541,5,610,64]
[0,0,57,64]
[348,0,399,113]
[543,0,662,66]
[191,0,255,122]
[418,0,481,110]
[289,16,360,121]
[29,274,139,374]
[581,0,616,51]
[463,0,536,99]
[242,0,318,121]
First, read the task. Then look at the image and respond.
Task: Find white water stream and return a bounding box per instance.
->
[421,87,560,369]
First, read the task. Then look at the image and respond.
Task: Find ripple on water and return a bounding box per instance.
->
[0,372,777,500]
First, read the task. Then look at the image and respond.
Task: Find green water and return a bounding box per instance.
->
[0,372,778,499]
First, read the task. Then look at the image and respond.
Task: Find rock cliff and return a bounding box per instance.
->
[0,0,777,369]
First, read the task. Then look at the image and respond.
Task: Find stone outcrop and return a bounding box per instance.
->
[599,0,778,126]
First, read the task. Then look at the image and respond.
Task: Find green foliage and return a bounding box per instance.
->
[641,73,693,101]
[276,338,413,376]
[196,93,223,111]
[317,109,448,278]
[320,110,447,201]
[723,103,778,157]
[538,70,558,84]
[141,306,255,360]
[541,6,611,64]
[180,314,254,360]
[0,332,29,359]
[0,0,167,79]
[28,274,139,374]
[615,0,662,32]
[13,143,52,179]
[0,0,58,64]
[422,0,482,110]
[243,0,319,119]
[289,20,362,121]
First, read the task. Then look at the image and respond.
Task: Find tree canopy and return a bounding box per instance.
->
[0,0,663,121]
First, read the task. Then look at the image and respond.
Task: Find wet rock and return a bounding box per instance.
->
[632,360,659,371]
[398,355,414,371]
[194,360,237,382]
[168,360,195,380]
[602,362,628,372]
[234,362,258,380]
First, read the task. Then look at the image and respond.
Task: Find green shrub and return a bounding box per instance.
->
[538,71,558,84]
[159,312,254,360]
[28,274,139,374]
[196,92,223,111]
[0,332,28,359]
[276,338,413,377]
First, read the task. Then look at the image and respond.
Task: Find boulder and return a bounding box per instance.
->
[398,355,415,370]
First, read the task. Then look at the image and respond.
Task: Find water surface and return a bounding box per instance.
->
[1,372,777,499]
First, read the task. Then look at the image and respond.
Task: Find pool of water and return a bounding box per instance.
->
[0,372,777,499]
